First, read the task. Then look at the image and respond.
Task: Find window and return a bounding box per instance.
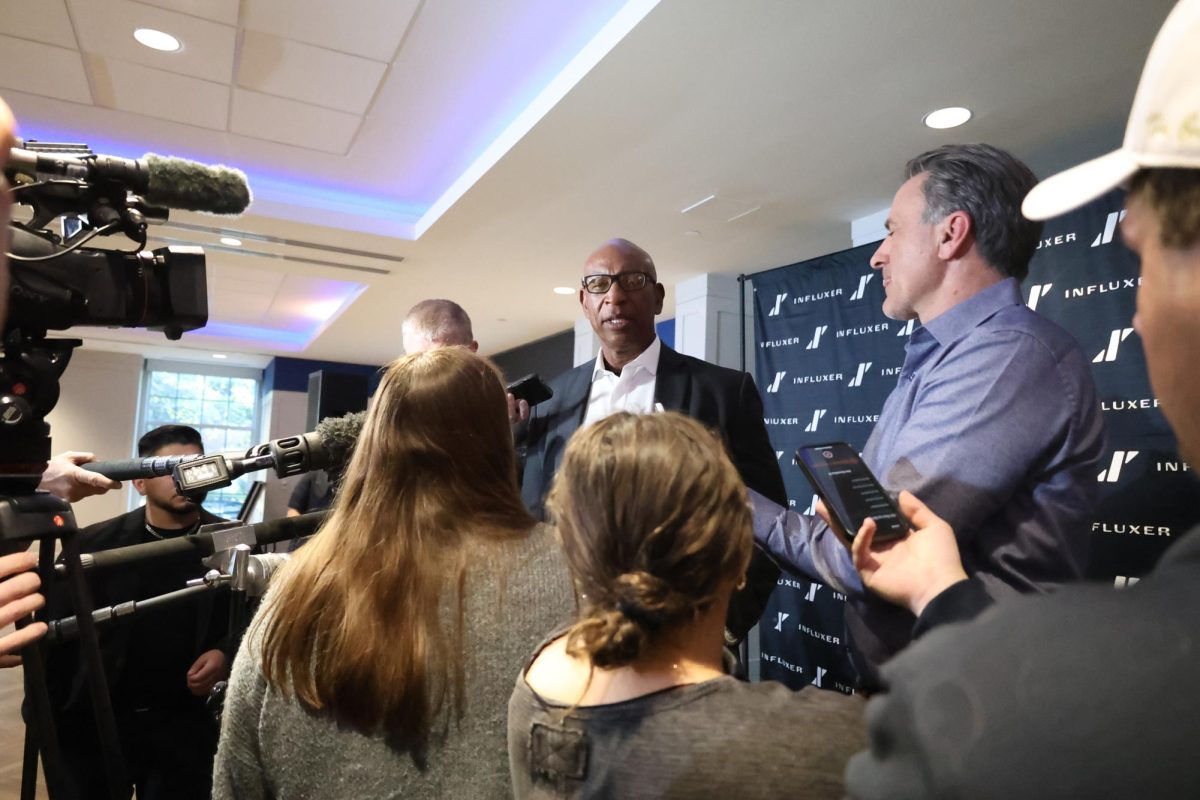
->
[138,360,263,521]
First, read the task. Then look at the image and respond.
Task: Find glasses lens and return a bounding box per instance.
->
[583,275,613,293]
[617,272,649,291]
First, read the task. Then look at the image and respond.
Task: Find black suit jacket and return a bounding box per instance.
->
[519,344,787,640]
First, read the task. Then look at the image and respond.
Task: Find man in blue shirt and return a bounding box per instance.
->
[756,144,1107,677]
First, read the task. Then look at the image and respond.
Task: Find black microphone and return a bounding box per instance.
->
[84,430,327,483]
[8,144,251,215]
[57,511,328,576]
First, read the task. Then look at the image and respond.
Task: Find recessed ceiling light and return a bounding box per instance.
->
[212,353,228,359]
[553,286,575,295]
[134,28,181,52]
[219,236,242,246]
[923,107,972,130]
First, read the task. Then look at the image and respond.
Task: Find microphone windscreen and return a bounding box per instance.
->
[144,154,251,215]
[315,411,366,479]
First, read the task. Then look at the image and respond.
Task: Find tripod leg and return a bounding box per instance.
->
[20,538,71,800]
[59,532,129,800]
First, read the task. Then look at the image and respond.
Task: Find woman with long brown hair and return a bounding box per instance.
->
[214,347,574,798]
[509,412,865,798]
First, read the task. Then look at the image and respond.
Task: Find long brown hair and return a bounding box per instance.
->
[258,347,534,742]
[547,412,751,668]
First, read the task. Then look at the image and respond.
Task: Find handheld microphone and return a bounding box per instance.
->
[8,143,252,215]
[84,430,327,485]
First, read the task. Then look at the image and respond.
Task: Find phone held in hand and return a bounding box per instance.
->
[794,442,910,545]
[505,373,554,407]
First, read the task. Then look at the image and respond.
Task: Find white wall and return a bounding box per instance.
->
[45,349,142,528]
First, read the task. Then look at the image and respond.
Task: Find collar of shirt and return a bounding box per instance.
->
[592,336,662,383]
[899,278,1022,381]
[921,278,1022,347]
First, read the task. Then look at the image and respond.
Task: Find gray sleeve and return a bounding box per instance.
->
[749,488,863,595]
[212,629,271,800]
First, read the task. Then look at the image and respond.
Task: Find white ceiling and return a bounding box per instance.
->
[1,0,1177,368]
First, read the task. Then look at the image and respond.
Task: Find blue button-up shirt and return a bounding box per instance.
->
[756,278,1107,669]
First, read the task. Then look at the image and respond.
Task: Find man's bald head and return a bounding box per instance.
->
[402,299,477,354]
[583,238,657,281]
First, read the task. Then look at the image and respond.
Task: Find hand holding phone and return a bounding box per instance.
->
[794,443,910,545]
[506,374,554,407]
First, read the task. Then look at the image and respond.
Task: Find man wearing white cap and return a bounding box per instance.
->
[844,1,1200,795]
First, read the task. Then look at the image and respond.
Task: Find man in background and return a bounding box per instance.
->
[515,238,787,641]
[402,298,478,354]
[43,425,228,800]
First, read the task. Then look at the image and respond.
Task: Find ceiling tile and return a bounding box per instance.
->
[0,0,77,48]
[67,0,236,84]
[230,89,361,154]
[136,0,240,26]
[237,30,386,114]
[89,56,229,130]
[242,0,420,62]
[0,36,91,104]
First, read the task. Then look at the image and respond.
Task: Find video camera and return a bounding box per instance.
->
[1,139,247,495]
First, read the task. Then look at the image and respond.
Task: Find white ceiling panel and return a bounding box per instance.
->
[241,0,421,61]
[237,30,387,114]
[137,0,241,26]
[67,0,236,84]
[0,0,77,48]
[0,36,92,105]
[230,89,361,153]
[88,56,229,130]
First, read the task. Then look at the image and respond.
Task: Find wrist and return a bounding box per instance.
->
[910,568,969,617]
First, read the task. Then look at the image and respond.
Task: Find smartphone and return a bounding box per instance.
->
[794,442,910,544]
[506,373,554,407]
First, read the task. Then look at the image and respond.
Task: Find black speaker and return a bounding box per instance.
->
[306,371,369,431]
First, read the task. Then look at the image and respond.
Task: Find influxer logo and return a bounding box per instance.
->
[811,666,827,689]
[848,362,872,388]
[848,274,874,301]
[1114,576,1141,589]
[775,450,784,461]
[1092,210,1127,247]
[773,611,790,632]
[1027,283,1053,311]
[1093,328,1135,363]
[805,325,829,350]
[803,584,820,602]
[804,409,827,433]
[896,319,916,337]
[767,371,787,393]
[768,292,788,317]
[802,494,818,515]
[1098,450,1139,483]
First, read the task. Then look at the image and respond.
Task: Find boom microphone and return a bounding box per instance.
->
[8,143,252,215]
[56,511,327,576]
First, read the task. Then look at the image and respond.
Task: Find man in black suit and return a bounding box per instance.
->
[513,238,786,640]
[43,425,229,800]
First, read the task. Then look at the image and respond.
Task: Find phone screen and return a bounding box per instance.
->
[795,443,909,543]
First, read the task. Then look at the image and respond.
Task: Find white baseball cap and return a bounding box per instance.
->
[1023,0,1200,221]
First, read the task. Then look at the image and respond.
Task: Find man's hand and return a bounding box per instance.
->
[38,452,121,502]
[817,491,968,616]
[506,393,530,427]
[0,551,47,667]
[187,648,229,697]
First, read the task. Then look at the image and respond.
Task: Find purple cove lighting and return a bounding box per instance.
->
[13,0,656,238]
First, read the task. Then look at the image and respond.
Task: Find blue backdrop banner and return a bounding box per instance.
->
[752,189,1198,692]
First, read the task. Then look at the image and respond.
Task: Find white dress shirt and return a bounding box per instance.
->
[582,337,663,429]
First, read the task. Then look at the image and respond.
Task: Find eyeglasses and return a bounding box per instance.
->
[581,272,655,294]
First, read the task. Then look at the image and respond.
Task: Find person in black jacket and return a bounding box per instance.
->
[511,239,786,643]
[42,424,229,800]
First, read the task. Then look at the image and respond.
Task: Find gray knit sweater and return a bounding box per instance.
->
[212,524,574,799]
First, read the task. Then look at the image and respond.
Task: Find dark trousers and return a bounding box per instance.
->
[55,705,218,800]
